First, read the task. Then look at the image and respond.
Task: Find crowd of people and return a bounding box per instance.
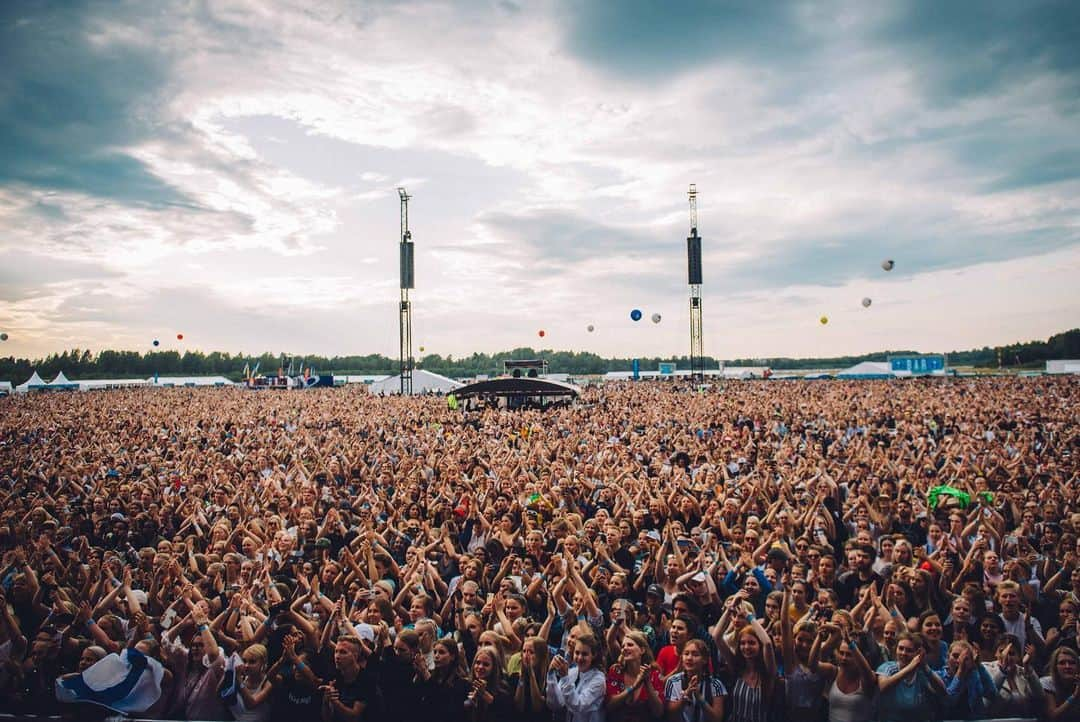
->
[0,375,1077,722]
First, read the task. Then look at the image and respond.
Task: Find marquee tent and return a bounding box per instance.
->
[48,371,79,390]
[15,371,48,393]
[836,361,894,379]
[369,369,462,395]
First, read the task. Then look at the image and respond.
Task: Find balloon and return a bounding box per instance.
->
[861,297,872,308]
[881,259,895,271]
[630,309,642,321]
[419,346,425,353]
[820,316,828,325]
[0,333,7,341]
[587,325,595,332]
[176,333,184,340]
[152,339,160,346]
[538,330,545,338]
[651,313,661,324]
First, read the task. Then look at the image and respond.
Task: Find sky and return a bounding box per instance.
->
[1,0,1078,362]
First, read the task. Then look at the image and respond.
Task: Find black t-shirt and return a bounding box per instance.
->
[894,518,928,546]
[328,666,377,721]
[270,672,321,722]
[836,570,881,608]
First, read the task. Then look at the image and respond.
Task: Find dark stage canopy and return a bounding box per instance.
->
[452,377,580,399]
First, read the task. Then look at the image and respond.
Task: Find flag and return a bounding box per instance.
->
[927,485,971,510]
[218,652,240,706]
[243,362,250,380]
[56,648,164,714]
[252,362,260,378]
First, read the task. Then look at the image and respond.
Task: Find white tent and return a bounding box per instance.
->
[722,366,771,380]
[79,378,149,391]
[338,374,391,385]
[148,375,234,387]
[837,361,894,379]
[1047,360,1080,375]
[15,370,48,393]
[48,371,79,389]
[369,369,462,395]
[0,381,12,395]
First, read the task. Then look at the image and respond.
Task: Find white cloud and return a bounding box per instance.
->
[1,0,1077,362]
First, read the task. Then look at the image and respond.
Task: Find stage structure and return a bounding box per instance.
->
[398,187,415,395]
[687,184,705,381]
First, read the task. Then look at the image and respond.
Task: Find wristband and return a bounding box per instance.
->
[849,641,857,650]
[198,624,209,632]
[296,661,306,671]
[746,613,755,622]
[86,619,96,629]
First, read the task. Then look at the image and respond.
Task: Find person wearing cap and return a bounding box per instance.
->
[645,582,667,608]
[674,567,722,626]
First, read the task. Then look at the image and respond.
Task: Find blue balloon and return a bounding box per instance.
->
[630,309,642,321]
[152,339,160,346]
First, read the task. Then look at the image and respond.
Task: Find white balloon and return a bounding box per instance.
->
[862,297,872,308]
[651,313,662,324]
[881,259,895,271]
[586,324,595,332]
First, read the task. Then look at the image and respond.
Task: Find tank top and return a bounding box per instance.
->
[785,663,826,720]
[729,677,767,722]
[827,676,874,722]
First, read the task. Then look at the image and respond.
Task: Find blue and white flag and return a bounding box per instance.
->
[218,651,241,706]
[56,647,164,714]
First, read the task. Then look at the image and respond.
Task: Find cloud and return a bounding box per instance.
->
[877,0,1080,105]
[0,1,189,205]
[560,0,816,79]
[0,251,121,302]
[0,0,1078,361]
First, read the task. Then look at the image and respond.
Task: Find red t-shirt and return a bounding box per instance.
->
[605,664,664,721]
[656,645,680,677]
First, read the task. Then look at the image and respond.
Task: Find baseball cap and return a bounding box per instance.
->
[646,583,665,598]
[353,623,376,643]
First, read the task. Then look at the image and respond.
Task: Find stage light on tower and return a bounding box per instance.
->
[398,187,415,395]
[687,184,705,381]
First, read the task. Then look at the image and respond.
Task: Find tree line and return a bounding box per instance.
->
[2,328,1076,385]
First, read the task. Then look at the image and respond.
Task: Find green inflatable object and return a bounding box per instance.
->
[927,485,971,510]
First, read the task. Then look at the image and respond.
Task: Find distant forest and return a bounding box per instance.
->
[2,328,1078,385]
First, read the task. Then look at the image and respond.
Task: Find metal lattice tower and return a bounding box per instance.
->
[687,184,704,381]
[398,188,414,395]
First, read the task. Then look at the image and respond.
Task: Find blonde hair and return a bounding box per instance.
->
[622,630,655,666]
[242,643,268,668]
